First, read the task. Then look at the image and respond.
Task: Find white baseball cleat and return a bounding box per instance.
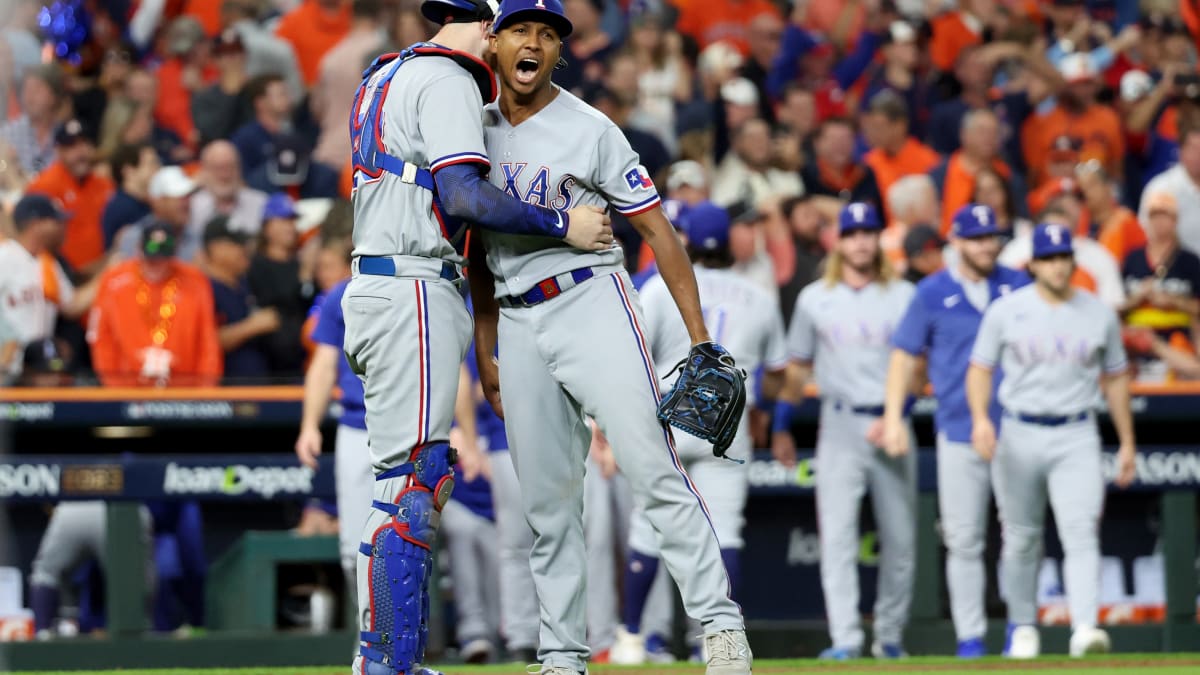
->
[1069,625,1111,657]
[1006,625,1040,659]
[704,629,753,675]
[609,626,647,665]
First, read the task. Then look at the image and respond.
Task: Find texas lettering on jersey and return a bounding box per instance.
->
[499,163,576,209]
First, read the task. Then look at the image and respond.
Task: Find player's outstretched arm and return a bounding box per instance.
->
[434,164,612,250]
[965,364,996,461]
[628,208,709,344]
[296,344,339,470]
[1102,369,1137,487]
[467,234,503,419]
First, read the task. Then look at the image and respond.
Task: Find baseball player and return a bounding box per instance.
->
[342,0,612,672]
[611,202,788,664]
[882,204,1029,657]
[469,2,752,673]
[776,202,917,660]
[967,223,1137,658]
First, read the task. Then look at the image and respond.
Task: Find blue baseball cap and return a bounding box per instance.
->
[1031,222,1074,259]
[493,0,573,38]
[951,203,1001,239]
[662,198,689,231]
[12,194,66,229]
[838,202,881,235]
[264,193,299,220]
[684,201,730,252]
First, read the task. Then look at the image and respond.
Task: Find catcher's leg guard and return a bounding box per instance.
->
[359,442,456,675]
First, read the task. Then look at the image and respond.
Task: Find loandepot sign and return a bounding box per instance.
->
[163,463,314,499]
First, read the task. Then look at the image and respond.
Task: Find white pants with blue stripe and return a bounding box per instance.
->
[497,270,743,673]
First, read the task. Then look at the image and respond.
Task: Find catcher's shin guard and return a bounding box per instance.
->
[359,442,457,675]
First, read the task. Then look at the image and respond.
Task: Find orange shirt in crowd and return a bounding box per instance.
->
[1097,207,1147,265]
[183,0,222,36]
[275,0,352,87]
[938,152,1010,237]
[804,0,865,50]
[1020,104,1124,187]
[929,11,982,72]
[25,162,115,272]
[88,259,222,387]
[671,0,781,55]
[155,58,217,148]
[864,138,941,211]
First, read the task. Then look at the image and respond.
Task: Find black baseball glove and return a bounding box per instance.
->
[656,341,747,458]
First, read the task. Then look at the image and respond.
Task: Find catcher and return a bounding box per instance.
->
[609,201,787,664]
[468,2,751,673]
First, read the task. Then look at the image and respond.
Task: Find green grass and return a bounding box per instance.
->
[17,654,1200,675]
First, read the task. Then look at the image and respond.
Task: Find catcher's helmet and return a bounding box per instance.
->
[492,0,574,38]
[421,0,499,25]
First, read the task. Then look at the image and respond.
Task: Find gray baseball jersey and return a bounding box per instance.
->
[350,56,491,264]
[481,89,661,297]
[970,285,1127,415]
[787,279,917,404]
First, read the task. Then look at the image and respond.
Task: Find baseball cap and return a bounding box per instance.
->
[166,16,206,56]
[264,192,300,220]
[720,78,759,106]
[697,41,744,76]
[1144,190,1178,217]
[203,215,250,246]
[141,220,179,259]
[666,160,707,192]
[213,28,245,55]
[661,198,689,231]
[54,119,93,146]
[1060,52,1096,84]
[422,0,498,26]
[903,224,944,258]
[493,0,573,38]
[1120,70,1154,102]
[1031,223,1074,259]
[684,201,731,252]
[838,202,881,235]
[148,166,198,199]
[885,20,917,44]
[951,204,1001,239]
[12,194,67,229]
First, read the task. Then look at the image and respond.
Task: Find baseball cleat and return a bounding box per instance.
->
[1069,625,1111,657]
[818,646,862,660]
[609,625,646,665]
[523,666,585,675]
[461,638,494,664]
[956,637,986,658]
[704,629,752,674]
[645,633,677,663]
[871,642,907,659]
[1004,624,1040,659]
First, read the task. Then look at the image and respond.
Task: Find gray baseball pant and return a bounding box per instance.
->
[937,434,992,642]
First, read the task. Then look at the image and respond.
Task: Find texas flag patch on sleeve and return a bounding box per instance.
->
[625,165,654,191]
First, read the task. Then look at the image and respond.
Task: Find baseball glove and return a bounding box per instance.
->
[656,341,747,458]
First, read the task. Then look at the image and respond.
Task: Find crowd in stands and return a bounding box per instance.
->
[1,0,1199,387]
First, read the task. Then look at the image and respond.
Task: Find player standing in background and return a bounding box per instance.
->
[343,0,611,671]
[967,223,1137,659]
[610,202,789,664]
[775,202,918,660]
[470,2,751,673]
[882,204,1029,658]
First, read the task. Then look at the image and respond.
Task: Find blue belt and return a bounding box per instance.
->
[832,401,885,416]
[499,267,595,308]
[356,256,458,281]
[1006,410,1090,427]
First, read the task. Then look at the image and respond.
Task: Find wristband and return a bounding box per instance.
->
[772,401,796,433]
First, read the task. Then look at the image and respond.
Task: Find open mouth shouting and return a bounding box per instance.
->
[514,55,542,86]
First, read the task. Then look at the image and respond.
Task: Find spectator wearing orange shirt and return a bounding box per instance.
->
[927,0,987,73]
[800,116,882,206]
[25,120,115,277]
[155,17,218,151]
[274,0,351,88]
[1078,161,1145,263]
[931,109,1026,236]
[88,221,222,387]
[1021,53,1123,187]
[861,91,940,215]
[673,0,782,56]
